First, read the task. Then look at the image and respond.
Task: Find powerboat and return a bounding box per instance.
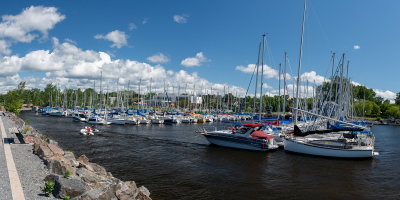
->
[198,123,279,151]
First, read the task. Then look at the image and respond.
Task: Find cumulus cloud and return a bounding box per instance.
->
[300,71,327,85]
[94,30,128,48]
[0,40,11,55]
[181,52,209,67]
[351,81,362,86]
[0,6,65,42]
[0,6,65,54]
[235,64,291,79]
[374,89,396,101]
[173,14,189,24]
[0,38,245,96]
[353,45,360,50]
[147,53,170,63]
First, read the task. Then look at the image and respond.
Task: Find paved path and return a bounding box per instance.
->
[0,113,25,200]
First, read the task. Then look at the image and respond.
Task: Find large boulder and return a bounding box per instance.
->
[77,155,90,165]
[64,151,80,167]
[89,162,108,176]
[74,183,118,200]
[115,181,137,200]
[47,143,64,156]
[46,156,76,176]
[36,144,54,159]
[23,135,36,143]
[53,175,87,198]
[134,186,151,200]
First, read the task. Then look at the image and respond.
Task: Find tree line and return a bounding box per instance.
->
[0,81,399,119]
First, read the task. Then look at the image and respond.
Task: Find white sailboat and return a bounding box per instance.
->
[283,0,375,158]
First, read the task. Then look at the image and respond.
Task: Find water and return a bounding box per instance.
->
[21,112,400,199]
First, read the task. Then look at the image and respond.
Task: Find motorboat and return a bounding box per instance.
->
[80,127,94,136]
[198,123,279,151]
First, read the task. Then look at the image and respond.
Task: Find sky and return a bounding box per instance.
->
[0,0,398,101]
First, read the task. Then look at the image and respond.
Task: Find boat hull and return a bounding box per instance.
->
[283,138,373,158]
[203,133,278,151]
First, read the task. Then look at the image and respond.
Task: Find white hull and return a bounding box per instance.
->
[151,119,164,124]
[205,137,272,151]
[284,138,373,158]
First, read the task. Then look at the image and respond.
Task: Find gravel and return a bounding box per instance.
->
[1,113,57,200]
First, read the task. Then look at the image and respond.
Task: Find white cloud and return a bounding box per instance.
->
[351,81,362,86]
[142,18,148,24]
[300,71,326,85]
[0,38,245,96]
[235,64,291,79]
[173,14,188,24]
[0,40,11,55]
[94,30,128,48]
[374,89,396,101]
[353,45,360,50]
[0,6,65,43]
[147,53,170,63]
[181,52,209,67]
[128,23,136,31]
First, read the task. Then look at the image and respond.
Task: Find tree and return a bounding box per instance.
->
[3,90,24,114]
[396,92,400,106]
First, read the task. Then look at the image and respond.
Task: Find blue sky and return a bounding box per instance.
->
[0,0,398,100]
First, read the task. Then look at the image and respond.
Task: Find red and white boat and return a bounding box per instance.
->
[198,124,278,151]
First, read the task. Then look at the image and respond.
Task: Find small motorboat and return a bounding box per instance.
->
[80,127,95,136]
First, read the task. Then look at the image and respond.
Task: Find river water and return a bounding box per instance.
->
[20,112,400,199]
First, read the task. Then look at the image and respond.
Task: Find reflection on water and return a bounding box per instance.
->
[21,112,399,199]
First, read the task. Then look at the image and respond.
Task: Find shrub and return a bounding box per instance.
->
[22,127,30,134]
[63,196,71,200]
[41,181,55,196]
[64,170,71,179]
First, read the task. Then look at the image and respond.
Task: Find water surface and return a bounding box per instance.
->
[21,112,400,199]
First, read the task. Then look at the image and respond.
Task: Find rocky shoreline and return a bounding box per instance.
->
[7,112,152,200]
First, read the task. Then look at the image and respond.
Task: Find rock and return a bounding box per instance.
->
[77,155,90,165]
[23,135,36,143]
[115,181,137,200]
[47,143,64,156]
[64,151,80,167]
[47,139,59,146]
[46,156,76,176]
[36,144,54,158]
[134,186,152,200]
[76,168,103,186]
[75,183,117,200]
[90,163,108,176]
[53,176,87,198]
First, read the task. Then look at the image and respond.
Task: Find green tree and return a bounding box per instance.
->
[395,92,400,106]
[3,90,24,114]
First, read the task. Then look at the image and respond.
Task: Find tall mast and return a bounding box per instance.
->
[283,52,287,113]
[259,34,266,121]
[278,63,282,115]
[254,42,261,114]
[294,0,307,125]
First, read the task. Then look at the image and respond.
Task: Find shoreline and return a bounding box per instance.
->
[2,111,152,200]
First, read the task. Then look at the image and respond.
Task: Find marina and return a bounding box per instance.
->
[0,0,399,199]
[20,111,400,199]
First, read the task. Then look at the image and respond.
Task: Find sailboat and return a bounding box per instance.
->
[198,34,278,151]
[283,0,376,158]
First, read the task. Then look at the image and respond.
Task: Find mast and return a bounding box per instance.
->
[283,52,287,113]
[259,33,266,121]
[254,42,261,114]
[294,0,307,125]
[278,63,282,116]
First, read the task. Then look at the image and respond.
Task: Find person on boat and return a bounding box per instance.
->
[86,126,91,133]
